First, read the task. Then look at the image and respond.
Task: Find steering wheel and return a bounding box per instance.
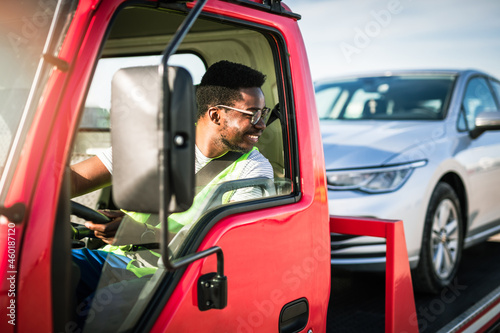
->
[71,200,111,241]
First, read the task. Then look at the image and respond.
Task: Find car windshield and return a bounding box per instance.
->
[315,74,456,121]
[0,0,74,182]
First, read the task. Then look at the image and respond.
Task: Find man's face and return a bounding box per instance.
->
[218,87,267,153]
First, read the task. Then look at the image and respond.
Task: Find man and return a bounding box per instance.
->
[71,60,273,241]
[70,61,274,308]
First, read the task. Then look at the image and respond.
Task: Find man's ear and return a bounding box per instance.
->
[208,107,221,125]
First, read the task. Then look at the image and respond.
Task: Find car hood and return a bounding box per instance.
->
[321,120,445,170]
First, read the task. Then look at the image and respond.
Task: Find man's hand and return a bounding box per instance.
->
[84,210,125,244]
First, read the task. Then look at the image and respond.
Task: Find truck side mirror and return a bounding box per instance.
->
[470,111,500,139]
[110,65,195,213]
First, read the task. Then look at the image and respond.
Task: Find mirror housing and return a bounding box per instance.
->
[470,111,500,139]
[111,65,195,213]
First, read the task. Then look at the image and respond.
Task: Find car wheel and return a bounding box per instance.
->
[413,182,464,294]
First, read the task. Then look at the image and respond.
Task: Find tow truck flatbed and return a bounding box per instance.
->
[327,237,500,332]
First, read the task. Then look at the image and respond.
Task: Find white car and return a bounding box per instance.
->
[316,69,500,293]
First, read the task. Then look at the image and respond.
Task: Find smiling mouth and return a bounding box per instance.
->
[246,133,261,143]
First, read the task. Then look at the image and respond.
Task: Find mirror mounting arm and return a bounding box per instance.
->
[159,0,208,268]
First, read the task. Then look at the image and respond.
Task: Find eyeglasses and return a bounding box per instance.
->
[216,105,271,125]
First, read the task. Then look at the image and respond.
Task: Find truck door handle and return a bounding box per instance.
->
[279,298,309,333]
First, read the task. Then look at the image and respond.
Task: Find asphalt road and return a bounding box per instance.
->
[326,236,500,332]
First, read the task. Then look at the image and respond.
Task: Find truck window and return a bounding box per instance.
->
[72,53,206,210]
[69,4,297,332]
[84,54,205,130]
[0,0,75,190]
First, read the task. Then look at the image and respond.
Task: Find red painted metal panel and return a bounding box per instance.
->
[153,202,331,332]
[330,216,419,333]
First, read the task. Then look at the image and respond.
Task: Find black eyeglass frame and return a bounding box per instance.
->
[216,104,271,125]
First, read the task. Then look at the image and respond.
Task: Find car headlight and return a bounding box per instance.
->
[326,160,427,193]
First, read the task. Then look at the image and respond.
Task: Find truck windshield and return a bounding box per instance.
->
[316,74,456,121]
[0,0,74,182]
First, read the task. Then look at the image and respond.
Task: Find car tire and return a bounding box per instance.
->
[413,182,464,294]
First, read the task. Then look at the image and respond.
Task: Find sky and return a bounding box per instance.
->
[284,0,500,82]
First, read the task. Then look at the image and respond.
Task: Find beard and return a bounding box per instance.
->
[218,120,253,153]
[220,137,252,153]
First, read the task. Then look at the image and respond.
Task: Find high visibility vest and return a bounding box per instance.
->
[169,147,256,233]
[102,148,256,277]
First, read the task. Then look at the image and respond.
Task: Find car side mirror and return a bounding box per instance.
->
[470,111,500,139]
[110,65,195,213]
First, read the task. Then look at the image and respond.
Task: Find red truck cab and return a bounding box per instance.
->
[0,1,417,332]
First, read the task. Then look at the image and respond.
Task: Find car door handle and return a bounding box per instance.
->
[279,298,309,333]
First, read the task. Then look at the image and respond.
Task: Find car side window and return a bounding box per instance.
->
[490,79,500,107]
[462,77,498,130]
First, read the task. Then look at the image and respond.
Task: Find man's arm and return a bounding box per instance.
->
[70,155,112,198]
